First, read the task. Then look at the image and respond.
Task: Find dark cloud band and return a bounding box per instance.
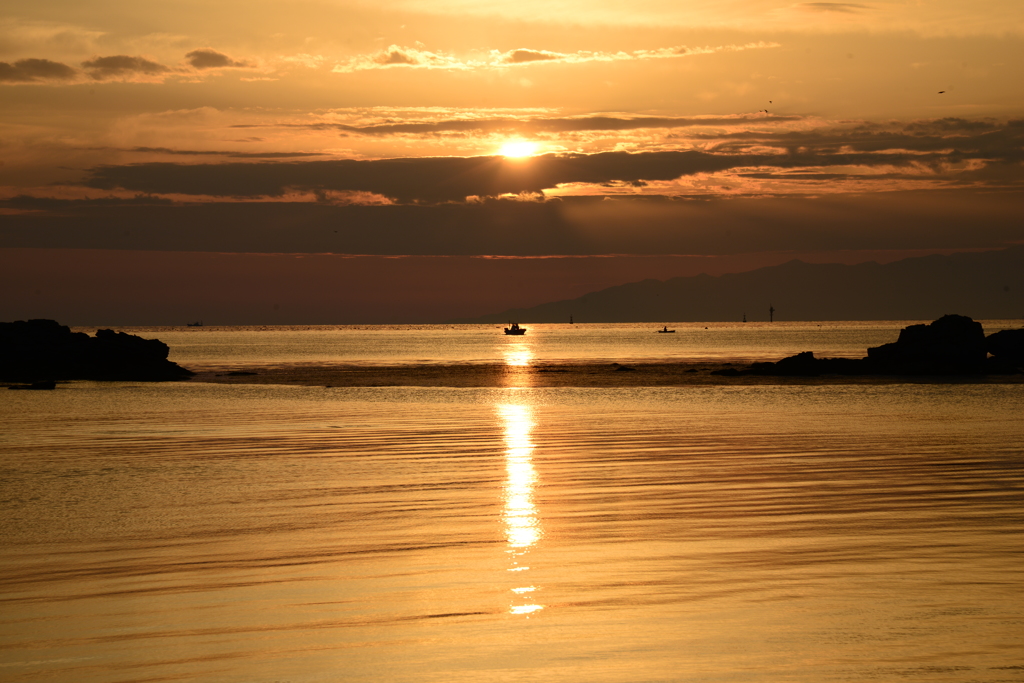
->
[185,49,252,69]
[81,55,170,79]
[0,58,77,83]
[82,145,1007,203]
[235,114,799,136]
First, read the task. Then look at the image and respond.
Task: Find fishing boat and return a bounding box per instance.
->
[504,322,527,335]
[657,326,675,333]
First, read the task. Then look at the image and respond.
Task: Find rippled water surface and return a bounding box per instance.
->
[2,379,1022,682]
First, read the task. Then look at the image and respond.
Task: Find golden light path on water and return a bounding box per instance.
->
[498,402,544,616]
[503,346,532,367]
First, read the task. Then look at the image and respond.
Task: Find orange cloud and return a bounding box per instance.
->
[335,45,467,72]
[501,49,564,64]
[333,42,780,72]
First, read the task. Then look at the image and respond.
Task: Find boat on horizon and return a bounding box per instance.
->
[657,326,675,333]
[187,321,204,327]
[504,322,527,335]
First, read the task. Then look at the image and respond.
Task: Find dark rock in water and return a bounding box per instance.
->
[0,319,194,382]
[866,314,986,374]
[725,315,1017,377]
[987,329,1024,362]
[761,351,820,376]
[737,352,868,377]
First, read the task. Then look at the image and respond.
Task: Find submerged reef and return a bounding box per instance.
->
[1,319,194,383]
[714,315,1024,377]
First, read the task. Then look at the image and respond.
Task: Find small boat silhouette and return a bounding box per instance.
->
[187,321,204,327]
[504,322,527,335]
[657,326,675,333]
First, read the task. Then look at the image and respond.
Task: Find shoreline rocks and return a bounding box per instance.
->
[714,315,1023,377]
[1,319,194,383]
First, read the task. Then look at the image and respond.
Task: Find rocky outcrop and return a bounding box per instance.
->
[730,351,868,377]
[0,319,194,382]
[714,315,1022,377]
[986,328,1024,373]
[865,314,987,374]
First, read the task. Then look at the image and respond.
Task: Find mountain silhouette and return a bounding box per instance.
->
[451,247,1024,323]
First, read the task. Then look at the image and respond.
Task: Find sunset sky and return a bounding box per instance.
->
[2,0,1023,323]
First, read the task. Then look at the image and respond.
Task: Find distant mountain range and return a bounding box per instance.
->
[451,247,1024,323]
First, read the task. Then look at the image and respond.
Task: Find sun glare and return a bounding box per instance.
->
[499,141,539,158]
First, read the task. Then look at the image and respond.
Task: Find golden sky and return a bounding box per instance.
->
[1,0,1023,322]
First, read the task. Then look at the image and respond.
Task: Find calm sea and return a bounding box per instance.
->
[78,319,1024,368]
[2,322,1022,682]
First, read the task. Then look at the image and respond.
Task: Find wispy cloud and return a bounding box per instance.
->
[337,45,467,72]
[500,49,564,64]
[123,146,327,159]
[794,2,872,13]
[234,114,800,137]
[332,42,780,72]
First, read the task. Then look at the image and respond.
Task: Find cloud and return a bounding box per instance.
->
[795,2,872,13]
[77,152,743,202]
[81,55,170,80]
[377,49,418,66]
[705,118,1024,161]
[125,146,327,159]
[185,49,252,69]
[0,194,174,210]
[80,143,994,204]
[304,114,800,137]
[333,42,780,72]
[73,116,1024,204]
[0,58,76,83]
[335,45,466,72]
[501,49,565,64]
[0,50,253,86]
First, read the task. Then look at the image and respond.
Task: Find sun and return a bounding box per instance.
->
[498,140,539,158]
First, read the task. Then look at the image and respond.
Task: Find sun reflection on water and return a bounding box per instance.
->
[498,403,544,616]
[504,349,532,367]
[502,336,534,387]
